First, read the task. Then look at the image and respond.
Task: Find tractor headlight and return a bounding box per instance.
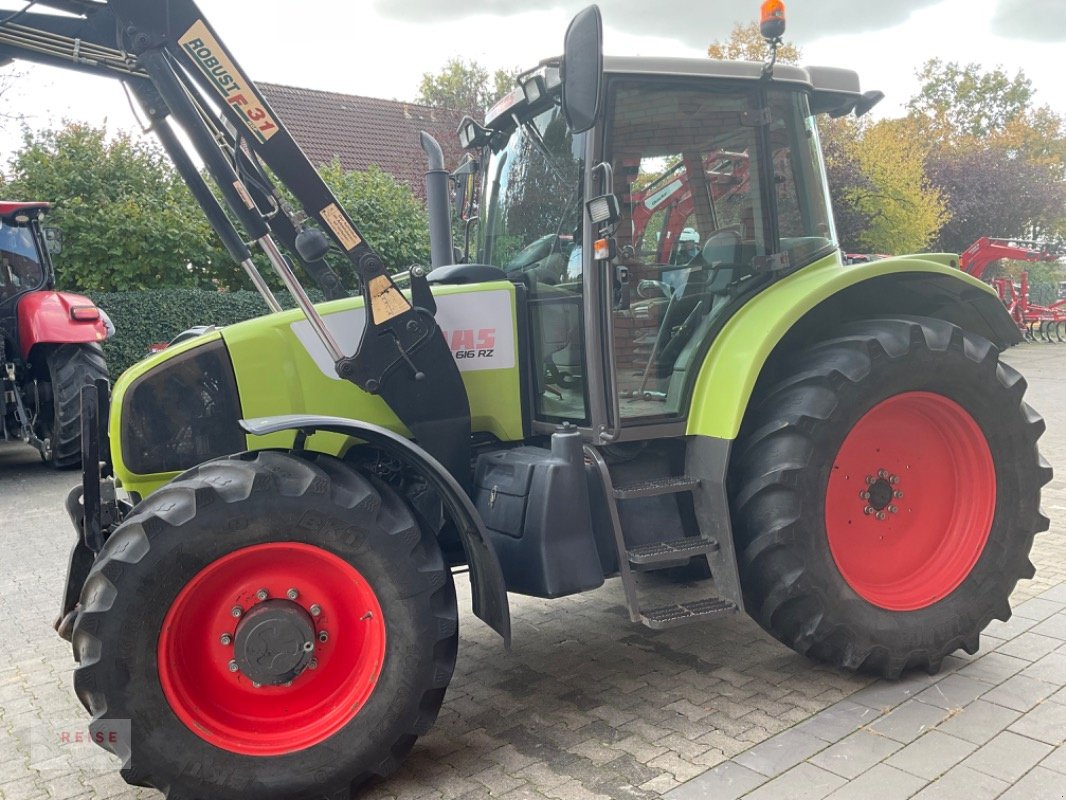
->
[120,338,244,475]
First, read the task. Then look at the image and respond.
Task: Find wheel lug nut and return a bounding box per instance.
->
[894,490,903,498]
[308,659,318,670]
[318,631,329,643]
[878,469,888,479]
[865,476,875,485]
[889,476,899,485]
[228,660,239,673]
[256,588,268,601]
[287,588,299,600]
[889,505,899,513]
[310,604,321,617]
[252,681,262,689]
[219,633,232,646]
[876,511,886,521]
[864,506,874,515]
[231,606,242,618]
[859,491,870,499]
[302,641,314,652]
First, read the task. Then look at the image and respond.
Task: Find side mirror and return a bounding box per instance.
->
[561,5,603,134]
[450,157,480,222]
[43,226,62,256]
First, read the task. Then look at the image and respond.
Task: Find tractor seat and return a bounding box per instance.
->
[701,230,742,293]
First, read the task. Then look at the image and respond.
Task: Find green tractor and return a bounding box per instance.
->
[2,1,1048,797]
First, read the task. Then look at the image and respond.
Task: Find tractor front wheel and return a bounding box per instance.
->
[37,343,108,469]
[730,317,1050,678]
[71,450,457,799]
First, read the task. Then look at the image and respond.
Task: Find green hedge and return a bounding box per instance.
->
[1030,281,1059,307]
[93,288,322,375]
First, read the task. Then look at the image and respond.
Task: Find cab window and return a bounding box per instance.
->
[0,220,45,303]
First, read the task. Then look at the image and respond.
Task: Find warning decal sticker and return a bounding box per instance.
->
[320,204,362,251]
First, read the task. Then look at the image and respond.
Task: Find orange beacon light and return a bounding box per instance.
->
[760,0,786,39]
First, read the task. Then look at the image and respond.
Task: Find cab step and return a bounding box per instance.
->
[640,597,737,630]
[613,475,700,500]
[627,537,719,565]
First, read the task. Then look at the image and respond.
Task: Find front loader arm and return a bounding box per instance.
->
[0,0,472,482]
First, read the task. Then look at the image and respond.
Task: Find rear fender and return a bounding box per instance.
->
[17,291,109,360]
[241,414,512,646]
[686,255,1020,441]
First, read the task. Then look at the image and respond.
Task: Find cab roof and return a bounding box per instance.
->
[0,201,50,217]
[603,56,867,116]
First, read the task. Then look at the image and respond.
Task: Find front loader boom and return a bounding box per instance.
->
[0,0,472,481]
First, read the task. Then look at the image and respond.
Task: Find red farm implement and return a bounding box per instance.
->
[959,236,1066,342]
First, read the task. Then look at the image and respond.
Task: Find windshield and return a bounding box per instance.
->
[480,105,586,283]
[0,219,45,303]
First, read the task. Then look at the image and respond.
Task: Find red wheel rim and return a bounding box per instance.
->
[158,543,386,755]
[825,392,996,611]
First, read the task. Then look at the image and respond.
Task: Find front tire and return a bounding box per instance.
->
[39,342,108,469]
[730,317,1051,678]
[72,450,458,799]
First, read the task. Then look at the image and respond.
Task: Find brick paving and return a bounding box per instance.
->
[0,342,1062,800]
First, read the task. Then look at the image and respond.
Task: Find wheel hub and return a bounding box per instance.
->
[867,477,893,510]
[858,470,902,519]
[233,599,316,685]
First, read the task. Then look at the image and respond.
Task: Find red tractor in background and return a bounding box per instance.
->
[0,201,110,467]
[959,236,1066,341]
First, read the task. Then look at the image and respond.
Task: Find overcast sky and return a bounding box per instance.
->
[0,0,1063,160]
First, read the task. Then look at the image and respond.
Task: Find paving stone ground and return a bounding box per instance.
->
[0,342,1063,800]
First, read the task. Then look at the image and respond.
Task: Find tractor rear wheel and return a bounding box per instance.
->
[38,342,108,469]
[730,317,1050,678]
[71,450,457,799]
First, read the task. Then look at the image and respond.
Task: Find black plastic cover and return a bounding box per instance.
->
[426,264,507,285]
[474,429,604,598]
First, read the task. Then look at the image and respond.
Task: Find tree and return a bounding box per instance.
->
[316,160,430,274]
[417,58,519,114]
[1,123,232,292]
[835,117,949,255]
[925,141,1066,252]
[819,116,870,252]
[906,62,1066,249]
[707,22,801,64]
[908,59,1034,141]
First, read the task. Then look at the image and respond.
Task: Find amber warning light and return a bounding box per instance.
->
[760,0,786,39]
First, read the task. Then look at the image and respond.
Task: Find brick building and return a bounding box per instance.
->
[259,83,468,201]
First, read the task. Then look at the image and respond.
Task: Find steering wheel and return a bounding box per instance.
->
[637,279,673,300]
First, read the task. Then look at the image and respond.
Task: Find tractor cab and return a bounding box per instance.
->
[0,202,52,349]
[460,57,868,439]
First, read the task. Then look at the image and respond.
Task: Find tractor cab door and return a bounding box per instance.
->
[478,104,591,427]
[0,217,48,351]
[601,78,837,427]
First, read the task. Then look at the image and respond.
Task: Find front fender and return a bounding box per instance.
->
[17,290,109,359]
[241,414,512,646]
[686,254,1017,440]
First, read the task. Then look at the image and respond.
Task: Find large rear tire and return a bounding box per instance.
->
[730,317,1051,678]
[72,450,457,799]
[39,342,108,469]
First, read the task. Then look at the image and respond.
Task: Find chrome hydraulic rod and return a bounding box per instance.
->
[257,235,343,361]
